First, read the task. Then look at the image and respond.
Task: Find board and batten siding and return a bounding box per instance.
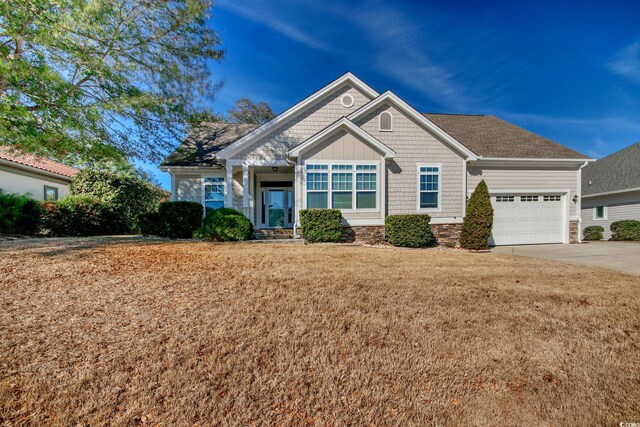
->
[301,128,384,221]
[354,104,466,219]
[232,85,373,162]
[581,190,640,239]
[467,166,580,218]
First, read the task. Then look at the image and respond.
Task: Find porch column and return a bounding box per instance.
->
[242,164,249,219]
[225,165,233,208]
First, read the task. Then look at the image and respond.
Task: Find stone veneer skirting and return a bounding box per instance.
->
[341,223,463,246]
[569,220,579,244]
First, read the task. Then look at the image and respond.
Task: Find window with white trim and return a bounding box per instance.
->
[356,165,377,209]
[203,177,225,213]
[379,111,392,131]
[44,185,58,201]
[543,195,562,202]
[418,165,440,209]
[331,165,353,209]
[496,196,514,202]
[306,164,329,208]
[594,206,606,219]
[305,163,377,211]
[520,195,539,202]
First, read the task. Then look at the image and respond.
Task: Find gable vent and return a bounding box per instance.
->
[379,111,393,131]
[340,94,355,108]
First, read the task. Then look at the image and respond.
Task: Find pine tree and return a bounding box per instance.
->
[460,180,494,250]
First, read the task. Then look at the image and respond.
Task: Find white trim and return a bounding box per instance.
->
[462,160,468,217]
[470,158,593,169]
[378,111,393,132]
[477,157,595,162]
[216,72,379,159]
[242,165,249,215]
[225,166,233,208]
[429,217,464,225]
[582,186,640,198]
[592,205,607,221]
[347,91,478,160]
[342,218,385,226]
[160,165,224,174]
[340,93,355,108]
[417,163,443,213]
[287,117,396,159]
[201,175,226,213]
[170,172,177,201]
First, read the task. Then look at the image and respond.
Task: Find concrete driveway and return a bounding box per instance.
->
[492,241,640,275]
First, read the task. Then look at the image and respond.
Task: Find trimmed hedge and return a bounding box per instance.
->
[460,180,494,250]
[157,201,203,238]
[583,225,604,241]
[610,220,640,241]
[138,212,162,236]
[299,209,342,243]
[0,191,44,235]
[385,214,434,248]
[194,208,253,241]
[41,196,120,237]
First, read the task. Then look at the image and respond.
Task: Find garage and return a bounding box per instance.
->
[490,194,566,245]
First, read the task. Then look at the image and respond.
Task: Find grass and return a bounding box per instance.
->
[1,237,639,425]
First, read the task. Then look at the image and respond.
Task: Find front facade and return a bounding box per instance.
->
[0,148,78,201]
[161,73,590,245]
[581,143,640,239]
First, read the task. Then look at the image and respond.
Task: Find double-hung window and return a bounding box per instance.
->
[356,165,377,209]
[305,163,377,210]
[203,177,225,213]
[306,164,329,208]
[331,165,353,209]
[418,165,440,210]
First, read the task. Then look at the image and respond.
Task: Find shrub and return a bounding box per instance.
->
[610,220,640,241]
[157,201,203,238]
[299,209,342,243]
[41,196,120,237]
[71,170,167,233]
[194,208,253,241]
[0,191,44,235]
[460,180,494,250]
[138,212,162,236]
[583,225,604,241]
[385,214,434,248]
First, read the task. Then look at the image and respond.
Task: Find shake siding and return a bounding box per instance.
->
[355,104,466,218]
[467,166,580,217]
[174,174,202,202]
[581,190,640,239]
[232,85,372,161]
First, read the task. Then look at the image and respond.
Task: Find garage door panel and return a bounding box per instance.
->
[491,194,565,245]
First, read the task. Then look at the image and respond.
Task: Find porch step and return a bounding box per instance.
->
[253,229,296,240]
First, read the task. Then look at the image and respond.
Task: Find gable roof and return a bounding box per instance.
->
[423,114,590,160]
[161,123,259,168]
[288,117,395,159]
[581,142,640,196]
[0,147,78,179]
[215,72,379,159]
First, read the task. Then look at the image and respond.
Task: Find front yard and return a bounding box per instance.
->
[1,238,638,425]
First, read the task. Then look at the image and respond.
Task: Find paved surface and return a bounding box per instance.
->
[492,241,640,275]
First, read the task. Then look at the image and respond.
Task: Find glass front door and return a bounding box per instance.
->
[260,187,293,228]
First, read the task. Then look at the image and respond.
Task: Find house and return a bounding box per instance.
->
[0,147,79,201]
[580,142,640,239]
[160,73,590,245]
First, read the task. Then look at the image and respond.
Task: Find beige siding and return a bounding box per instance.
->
[174,174,202,202]
[302,129,382,161]
[467,165,580,217]
[581,190,640,239]
[355,104,466,218]
[232,169,243,210]
[0,164,71,200]
[232,85,372,161]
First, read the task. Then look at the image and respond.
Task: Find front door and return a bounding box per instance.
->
[260,188,293,228]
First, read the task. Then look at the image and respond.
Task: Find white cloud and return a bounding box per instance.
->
[607,41,640,84]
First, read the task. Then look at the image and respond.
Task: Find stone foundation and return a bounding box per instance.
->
[341,223,463,246]
[569,220,579,244]
[431,223,463,247]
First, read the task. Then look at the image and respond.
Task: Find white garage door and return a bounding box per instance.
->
[490,194,565,245]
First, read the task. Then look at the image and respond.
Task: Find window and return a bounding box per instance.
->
[594,206,606,220]
[44,185,58,201]
[496,196,514,202]
[203,177,225,213]
[418,165,440,209]
[379,111,393,131]
[305,163,377,210]
[520,195,539,202]
[543,195,562,202]
[340,94,355,108]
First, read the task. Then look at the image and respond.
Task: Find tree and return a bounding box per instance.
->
[227,98,274,124]
[0,0,224,163]
[459,180,494,250]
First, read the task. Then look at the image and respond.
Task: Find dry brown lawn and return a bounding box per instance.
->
[0,237,639,426]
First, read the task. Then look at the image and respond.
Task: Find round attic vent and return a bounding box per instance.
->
[340,94,355,108]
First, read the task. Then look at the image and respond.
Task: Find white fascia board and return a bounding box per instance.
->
[347,91,478,160]
[470,158,593,168]
[287,118,396,159]
[215,72,379,160]
[582,187,640,198]
[159,165,224,174]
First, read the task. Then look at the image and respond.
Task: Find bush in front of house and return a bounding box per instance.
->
[460,180,494,250]
[41,196,120,236]
[385,214,434,248]
[610,220,640,241]
[156,201,203,238]
[138,212,162,236]
[0,191,44,235]
[299,209,343,243]
[194,208,253,241]
[583,225,604,241]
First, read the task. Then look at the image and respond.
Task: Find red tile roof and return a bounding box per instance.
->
[0,147,79,178]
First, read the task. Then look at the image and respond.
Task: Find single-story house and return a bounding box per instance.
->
[161,73,591,245]
[581,142,640,239]
[0,147,78,201]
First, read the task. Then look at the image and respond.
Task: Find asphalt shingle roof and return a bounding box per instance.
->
[581,142,640,196]
[162,123,259,167]
[0,147,78,178]
[423,113,589,159]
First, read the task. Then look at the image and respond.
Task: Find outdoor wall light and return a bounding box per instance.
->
[272,167,279,172]
[572,195,578,203]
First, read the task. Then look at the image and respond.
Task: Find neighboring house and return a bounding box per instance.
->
[161,73,590,245]
[0,147,79,201]
[581,142,640,239]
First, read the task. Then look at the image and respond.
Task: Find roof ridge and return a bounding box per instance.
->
[422,112,488,117]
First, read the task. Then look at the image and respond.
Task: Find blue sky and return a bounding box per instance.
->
[144,0,640,189]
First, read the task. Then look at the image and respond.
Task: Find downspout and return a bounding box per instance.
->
[576,160,589,243]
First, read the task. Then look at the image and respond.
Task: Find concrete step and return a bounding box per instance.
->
[253,229,296,240]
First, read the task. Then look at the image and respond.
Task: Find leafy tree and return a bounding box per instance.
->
[460,180,494,250]
[227,98,274,124]
[0,0,224,163]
